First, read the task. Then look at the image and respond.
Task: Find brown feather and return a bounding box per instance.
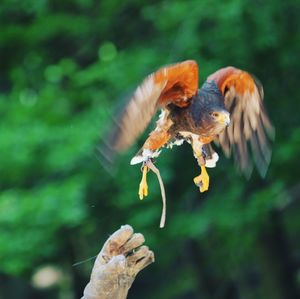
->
[208,67,274,177]
[111,60,199,151]
[155,60,199,107]
[112,75,167,150]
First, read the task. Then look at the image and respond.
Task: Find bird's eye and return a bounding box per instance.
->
[211,112,219,118]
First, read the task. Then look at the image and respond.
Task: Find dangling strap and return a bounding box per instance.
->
[146,160,167,228]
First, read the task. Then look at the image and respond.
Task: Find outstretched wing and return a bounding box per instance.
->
[207,67,274,177]
[111,60,199,151]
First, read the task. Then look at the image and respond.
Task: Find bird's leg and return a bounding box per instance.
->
[133,127,172,200]
[139,162,149,200]
[192,141,209,193]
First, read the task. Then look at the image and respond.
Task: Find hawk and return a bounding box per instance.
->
[106,60,273,225]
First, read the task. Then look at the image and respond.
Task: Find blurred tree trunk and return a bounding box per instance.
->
[186,239,239,299]
[187,239,217,298]
[61,229,87,299]
[256,209,299,299]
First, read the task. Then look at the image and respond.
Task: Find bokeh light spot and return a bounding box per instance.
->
[19,89,38,107]
[45,65,62,83]
[31,265,62,289]
[98,41,117,62]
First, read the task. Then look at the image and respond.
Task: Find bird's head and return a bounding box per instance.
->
[191,81,231,135]
[209,109,230,128]
[200,108,230,135]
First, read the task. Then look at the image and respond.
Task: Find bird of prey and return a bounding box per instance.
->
[107,60,273,213]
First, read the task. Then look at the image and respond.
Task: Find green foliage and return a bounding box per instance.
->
[0,0,300,298]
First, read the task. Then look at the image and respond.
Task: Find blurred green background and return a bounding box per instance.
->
[1,0,300,298]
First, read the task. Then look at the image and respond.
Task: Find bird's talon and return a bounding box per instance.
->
[193,165,209,193]
[139,166,149,200]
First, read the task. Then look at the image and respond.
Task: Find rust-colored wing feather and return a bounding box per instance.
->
[111,60,199,151]
[207,67,274,177]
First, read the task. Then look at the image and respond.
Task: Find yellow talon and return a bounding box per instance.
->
[193,165,210,193]
[139,166,149,200]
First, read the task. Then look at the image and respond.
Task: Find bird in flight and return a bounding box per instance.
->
[106,60,273,225]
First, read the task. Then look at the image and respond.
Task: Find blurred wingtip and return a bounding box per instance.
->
[256,147,272,179]
[240,163,254,180]
[95,111,127,175]
[95,137,118,176]
[268,125,276,141]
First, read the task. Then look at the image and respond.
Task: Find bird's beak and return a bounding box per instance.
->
[216,111,230,126]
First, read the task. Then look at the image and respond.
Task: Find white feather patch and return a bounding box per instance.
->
[205,152,219,168]
[167,138,185,149]
[130,149,161,165]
